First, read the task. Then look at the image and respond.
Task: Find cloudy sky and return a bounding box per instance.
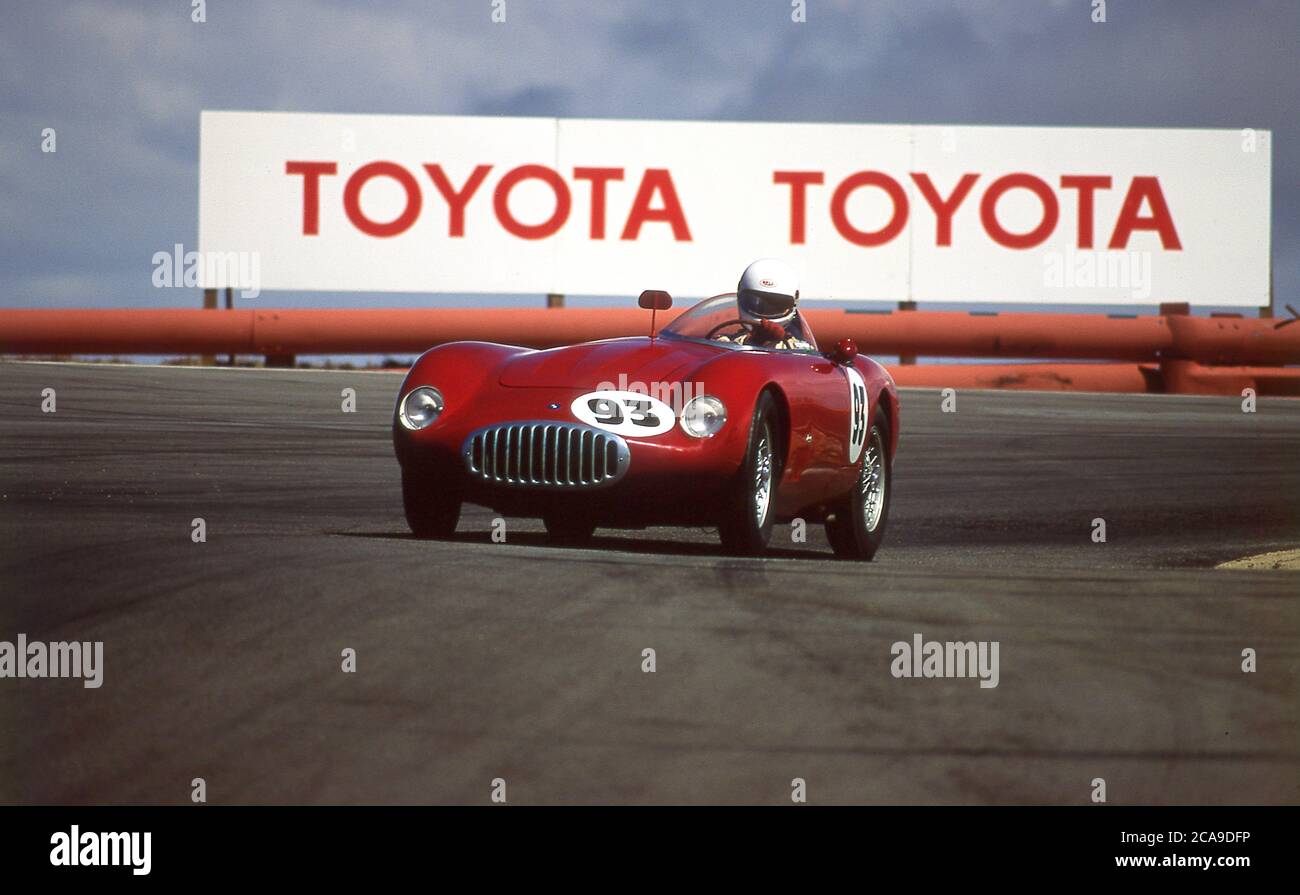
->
[1,0,1296,313]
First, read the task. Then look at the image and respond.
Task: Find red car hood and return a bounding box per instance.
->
[498,337,722,388]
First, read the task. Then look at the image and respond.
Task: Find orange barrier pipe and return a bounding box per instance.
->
[0,309,257,355]
[888,361,1300,395]
[818,310,1175,361]
[887,362,1155,393]
[248,308,669,355]
[1159,360,1300,397]
[2,307,1298,364]
[1164,316,1300,366]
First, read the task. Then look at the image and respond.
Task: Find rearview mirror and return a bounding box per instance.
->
[638,290,673,310]
[830,338,858,365]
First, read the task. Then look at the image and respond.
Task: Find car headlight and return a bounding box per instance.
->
[680,395,727,438]
[398,386,444,430]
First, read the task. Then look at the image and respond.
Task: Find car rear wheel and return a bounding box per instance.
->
[543,513,597,545]
[719,391,782,556]
[826,407,891,561]
[402,464,461,538]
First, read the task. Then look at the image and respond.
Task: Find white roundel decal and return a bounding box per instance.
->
[571,390,676,437]
[845,366,868,464]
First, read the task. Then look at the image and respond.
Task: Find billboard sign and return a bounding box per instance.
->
[199,112,1271,305]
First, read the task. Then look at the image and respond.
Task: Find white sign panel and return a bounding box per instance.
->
[199,111,1271,305]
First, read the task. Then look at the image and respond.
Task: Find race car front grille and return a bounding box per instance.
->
[463,421,630,488]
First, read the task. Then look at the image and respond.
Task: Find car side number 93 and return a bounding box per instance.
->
[846,366,868,464]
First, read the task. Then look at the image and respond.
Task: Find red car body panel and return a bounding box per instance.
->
[393,310,898,528]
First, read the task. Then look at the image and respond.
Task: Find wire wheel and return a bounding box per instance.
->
[861,425,886,533]
[753,426,773,528]
[825,406,891,561]
[719,391,781,556]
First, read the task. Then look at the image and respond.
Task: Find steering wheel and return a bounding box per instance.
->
[706,318,755,340]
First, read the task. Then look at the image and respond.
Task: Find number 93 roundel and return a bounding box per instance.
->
[845,366,868,464]
[571,389,676,437]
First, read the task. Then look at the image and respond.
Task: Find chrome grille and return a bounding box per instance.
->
[463,421,630,488]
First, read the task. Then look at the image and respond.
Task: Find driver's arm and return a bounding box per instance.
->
[780,315,813,350]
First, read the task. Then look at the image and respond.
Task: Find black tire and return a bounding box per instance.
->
[401,463,461,538]
[825,407,891,561]
[543,513,597,545]
[718,391,782,556]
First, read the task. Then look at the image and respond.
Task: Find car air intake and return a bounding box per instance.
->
[463,421,630,488]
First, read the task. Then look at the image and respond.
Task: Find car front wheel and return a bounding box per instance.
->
[402,464,461,538]
[826,407,891,561]
[719,391,782,556]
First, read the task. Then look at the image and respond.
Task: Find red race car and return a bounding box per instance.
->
[392,291,899,558]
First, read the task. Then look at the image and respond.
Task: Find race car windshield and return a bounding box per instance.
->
[661,293,817,350]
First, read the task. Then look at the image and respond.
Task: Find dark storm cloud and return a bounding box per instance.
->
[0,0,1295,308]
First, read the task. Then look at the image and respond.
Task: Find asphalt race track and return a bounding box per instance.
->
[1,361,1297,805]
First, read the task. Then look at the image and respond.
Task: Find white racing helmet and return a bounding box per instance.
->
[737,258,799,326]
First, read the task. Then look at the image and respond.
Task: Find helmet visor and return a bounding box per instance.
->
[738,288,795,320]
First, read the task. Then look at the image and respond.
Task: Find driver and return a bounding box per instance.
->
[717,258,813,350]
